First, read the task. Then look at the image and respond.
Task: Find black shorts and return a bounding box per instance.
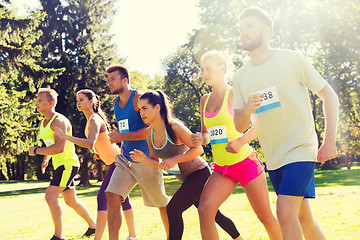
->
[50,165,79,191]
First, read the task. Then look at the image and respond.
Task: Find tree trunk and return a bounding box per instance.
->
[96,160,104,182]
[78,149,91,186]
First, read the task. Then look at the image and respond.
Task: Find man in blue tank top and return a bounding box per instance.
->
[104,65,169,240]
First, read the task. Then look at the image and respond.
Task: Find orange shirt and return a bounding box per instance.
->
[85,114,120,165]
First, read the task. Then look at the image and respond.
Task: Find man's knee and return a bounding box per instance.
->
[106,192,122,207]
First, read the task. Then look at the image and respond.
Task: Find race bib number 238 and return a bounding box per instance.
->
[253,86,281,114]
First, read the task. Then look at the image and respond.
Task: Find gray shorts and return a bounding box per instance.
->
[105,154,168,207]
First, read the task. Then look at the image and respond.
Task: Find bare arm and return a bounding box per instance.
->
[109,126,147,143]
[29,117,68,156]
[233,93,262,133]
[130,127,160,168]
[160,121,203,171]
[191,95,210,145]
[316,83,339,163]
[54,116,101,149]
[225,127,257,153]
[41,155,51,174]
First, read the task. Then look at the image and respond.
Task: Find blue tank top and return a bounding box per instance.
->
[114,90,149,161]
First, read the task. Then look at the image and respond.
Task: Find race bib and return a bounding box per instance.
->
[253,86,281,114]
[118,119,129,133]
[44,139,54,147]
[166,163,181,175]
[208,125,228,145]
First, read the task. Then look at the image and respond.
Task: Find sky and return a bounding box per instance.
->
[12,0,201,77]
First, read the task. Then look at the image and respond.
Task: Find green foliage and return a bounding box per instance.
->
[0,3,64,179]
[162,0,360,166]
[36,0,124,185]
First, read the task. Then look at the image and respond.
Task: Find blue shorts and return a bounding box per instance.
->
[268,162,316,198]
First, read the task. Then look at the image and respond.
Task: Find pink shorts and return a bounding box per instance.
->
[212,151,264,187]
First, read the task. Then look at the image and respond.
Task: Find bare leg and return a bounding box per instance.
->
[106,192,123,240]
[123,208,136,238]
[61,188,96,228]
[45,185,66,238]
[198,171,240,240]
[299,199,327,240]
[94,211,107,240]
[243,172,281,240]
[277,194,303,240]
[159,206,169,240]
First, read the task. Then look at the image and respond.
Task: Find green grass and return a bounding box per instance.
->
[1,167,359,240]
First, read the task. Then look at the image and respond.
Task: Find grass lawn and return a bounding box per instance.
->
[0,167,359,240]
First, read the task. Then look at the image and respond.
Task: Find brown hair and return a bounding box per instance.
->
[38,88,58,107]
[77,89,111,131]
[140,90,178,143]
[106,65,130,83]
[239,7,273,31]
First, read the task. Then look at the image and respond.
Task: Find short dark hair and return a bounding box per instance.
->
[106,65,130,83]
[239,7,273,31]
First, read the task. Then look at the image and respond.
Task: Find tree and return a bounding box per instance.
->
[37,0,123,185]
[162,0,360,167]
[0,2,63,180]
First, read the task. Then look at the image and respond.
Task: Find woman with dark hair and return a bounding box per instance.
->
[130,90,243,240]
[54,89,137,240]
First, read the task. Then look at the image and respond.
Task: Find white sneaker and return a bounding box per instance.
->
[125,237,138,240]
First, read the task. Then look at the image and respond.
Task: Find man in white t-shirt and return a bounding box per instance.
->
[233,7,339,240]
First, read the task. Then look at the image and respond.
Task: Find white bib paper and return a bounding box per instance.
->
[208,125,228,145]
[44,139,54,147]
[253,86,281,114]
[118,119,129,133]
[166,163,181,175]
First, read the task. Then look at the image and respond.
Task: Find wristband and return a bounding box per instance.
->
[34,147,38,155]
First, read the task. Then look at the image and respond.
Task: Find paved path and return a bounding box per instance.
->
[0,185,48,193]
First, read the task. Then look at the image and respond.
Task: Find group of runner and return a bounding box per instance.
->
[28,7,338,240]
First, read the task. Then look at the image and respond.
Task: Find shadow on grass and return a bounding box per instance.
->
[314,167,360,187]
[2,168,359,198]
[0,180,49,185]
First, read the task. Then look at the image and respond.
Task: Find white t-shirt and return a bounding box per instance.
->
[233,49,326,170]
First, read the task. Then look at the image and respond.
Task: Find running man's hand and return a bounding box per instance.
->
[108,131,123,144]
[317,141,338,164]
[191,132,203,146]
[54,127,66,139]
[41,158,49,174]
[130,149,146,163]
[159,158,177,171]
[225,138,244,154]
[245,93,263,114]
[28,146,36,156]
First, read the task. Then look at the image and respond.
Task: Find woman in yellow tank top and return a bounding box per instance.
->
[54,89,137,240]
[191,50,281,240]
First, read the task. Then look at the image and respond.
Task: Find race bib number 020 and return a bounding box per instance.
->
[253,86,281,114]
[118,119,129,133]
[208,125,228,145]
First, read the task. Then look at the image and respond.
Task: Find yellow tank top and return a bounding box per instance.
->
[39,113,79,169]
[203,88,253,166]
